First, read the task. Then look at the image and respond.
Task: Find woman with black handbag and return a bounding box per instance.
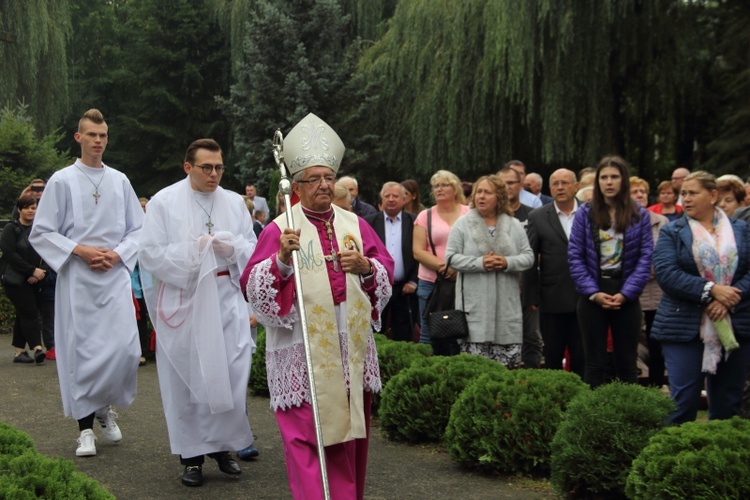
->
[413,170,470,355]
[445,175,533,367]
[0,194,48,364]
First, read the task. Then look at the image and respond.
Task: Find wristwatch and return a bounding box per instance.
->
[589,293,597,302]
[701,281,715,304]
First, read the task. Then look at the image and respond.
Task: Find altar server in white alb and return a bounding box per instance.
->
[138,138,257,488]
[29,108,144,457]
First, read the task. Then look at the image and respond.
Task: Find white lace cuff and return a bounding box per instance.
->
[367,259,392,333]
[247,258,298,329]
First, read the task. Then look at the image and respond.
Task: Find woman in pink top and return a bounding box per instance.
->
[413,170,470,354]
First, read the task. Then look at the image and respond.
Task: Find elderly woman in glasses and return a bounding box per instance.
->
[413,170,470,355]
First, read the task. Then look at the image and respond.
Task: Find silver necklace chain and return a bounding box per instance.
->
[75,165,106,205]
[195,197,215,234]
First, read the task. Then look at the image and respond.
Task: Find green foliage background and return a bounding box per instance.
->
[2,0,749,203]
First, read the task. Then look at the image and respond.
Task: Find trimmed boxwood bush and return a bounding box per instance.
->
[379,354,507,443]
[0,423,114,499]
[249,327,269,396]
[626,417,750,499]
[445,369,587,475]
[0,421,35,456]
[550,382,674,498]
[374,334,433,387]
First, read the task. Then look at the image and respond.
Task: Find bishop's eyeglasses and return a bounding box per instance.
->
[296,175,337,187]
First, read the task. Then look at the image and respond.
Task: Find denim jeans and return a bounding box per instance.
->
[662,339,750,424]
[416,280,435,345]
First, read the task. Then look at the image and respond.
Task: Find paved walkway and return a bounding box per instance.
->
[0,341,551,499]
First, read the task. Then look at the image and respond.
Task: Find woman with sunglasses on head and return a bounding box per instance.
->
[413,170,469,355]
[568,156,653,387]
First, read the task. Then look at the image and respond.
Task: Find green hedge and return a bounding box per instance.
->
[249,327,269,397]
[379,354,507,443]
[445,369,587,475]
[550,382,674,497]
[372,334,432,414]
[0,422,114,499]
[626,417,750,499]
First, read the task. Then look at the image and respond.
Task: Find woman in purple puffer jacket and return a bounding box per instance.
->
[568,156,653,387]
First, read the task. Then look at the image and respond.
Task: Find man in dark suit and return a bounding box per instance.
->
[365,182,419,341]
[526,168,584,378]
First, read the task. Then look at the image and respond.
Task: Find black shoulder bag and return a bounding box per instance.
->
[422,209,469,340]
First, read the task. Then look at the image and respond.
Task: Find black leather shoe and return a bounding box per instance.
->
[181,465,203,487]
[213,452,241,475]
[34,349,46,364]
[13,351,34,364]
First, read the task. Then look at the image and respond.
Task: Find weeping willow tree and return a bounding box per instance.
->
[0,0,72,134]
[356,0,710,184]
[339,0,397,41]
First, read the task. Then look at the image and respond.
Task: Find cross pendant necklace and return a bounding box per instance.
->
[306,210,338,271]
[75,165,106,205]
[195,197,215,234]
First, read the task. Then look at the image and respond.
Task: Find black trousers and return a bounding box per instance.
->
[39,299,54,349]
[135,297,151,356]
[576,278,641,388]
[181,452,229,466]
[4,282,42,350]
[382,282,419,342]
[539,310,585,379]
[643,309,665,387]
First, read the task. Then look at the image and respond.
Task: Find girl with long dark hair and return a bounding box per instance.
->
[568,156,653,387]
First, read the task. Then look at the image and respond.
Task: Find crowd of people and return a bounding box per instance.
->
[2,107,749,499]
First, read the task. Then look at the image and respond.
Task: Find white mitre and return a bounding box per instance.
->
[283,113,345,175]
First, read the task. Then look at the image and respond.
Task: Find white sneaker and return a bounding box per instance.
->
[95,405,123,442]
[76,429,97,457]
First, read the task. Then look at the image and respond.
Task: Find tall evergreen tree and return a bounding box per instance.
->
[217,0,352,197]
[0,103,70,215]
[706,0,750,177]
[0,0,72,134]
[65,0,232,196]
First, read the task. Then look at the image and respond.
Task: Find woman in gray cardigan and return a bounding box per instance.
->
[445,175,534,367]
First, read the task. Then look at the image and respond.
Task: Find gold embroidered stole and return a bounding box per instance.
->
[276,204,370,445]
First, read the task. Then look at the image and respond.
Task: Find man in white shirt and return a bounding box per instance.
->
[365,182,419,341]
[504,160,542,209]
[245,183,270,216]
[526,169,584,378]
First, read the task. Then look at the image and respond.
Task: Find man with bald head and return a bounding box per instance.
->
[526,169,584,378]
[671,167,690,206]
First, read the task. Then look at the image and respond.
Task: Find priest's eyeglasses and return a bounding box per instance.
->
[297,175,337,187]
[193,164,226,175]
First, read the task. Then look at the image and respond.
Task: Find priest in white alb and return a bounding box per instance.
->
[138,138,257,488]
[240,113,393,500]
[29,108,143,457]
